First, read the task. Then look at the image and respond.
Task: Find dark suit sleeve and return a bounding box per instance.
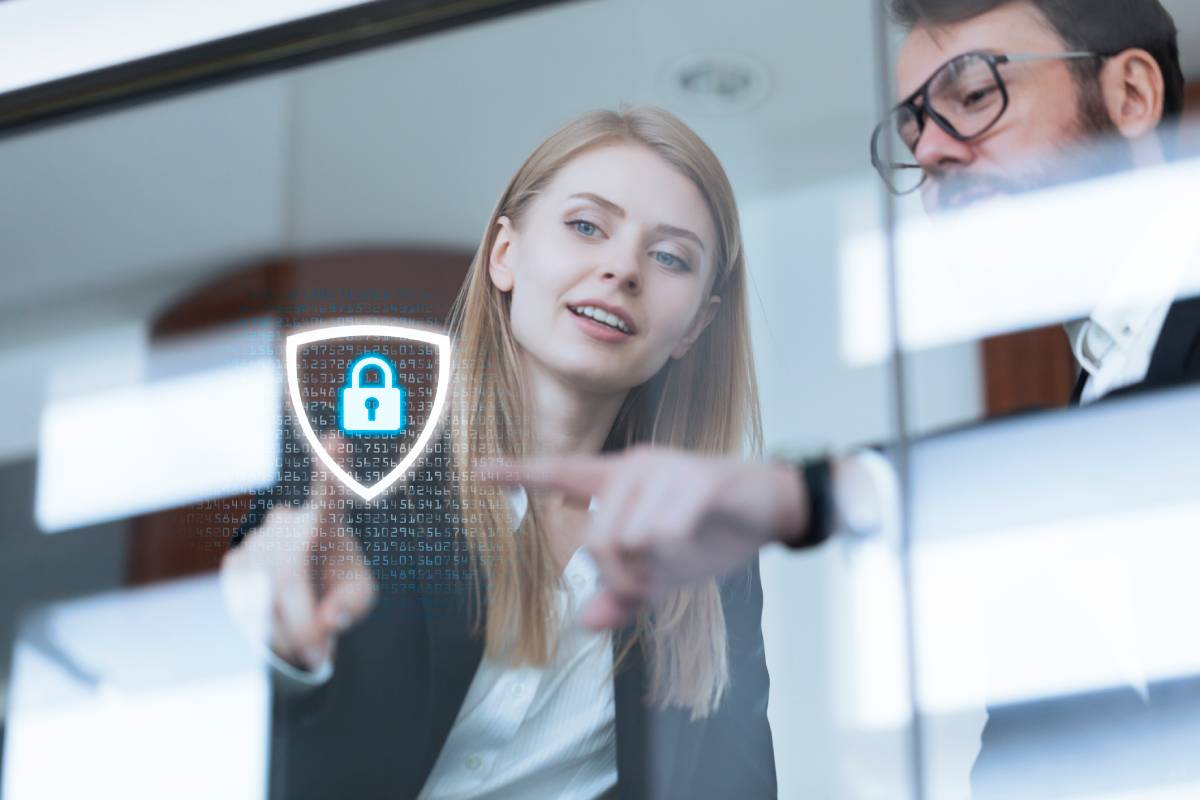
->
[689,556,778,799]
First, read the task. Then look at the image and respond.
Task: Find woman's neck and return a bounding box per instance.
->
[519,354,625,566]
[520,355,627,459]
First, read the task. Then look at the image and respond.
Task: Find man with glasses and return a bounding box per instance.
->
[877,0,1185,216]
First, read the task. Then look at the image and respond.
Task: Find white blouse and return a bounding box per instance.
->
[417,487,617,799]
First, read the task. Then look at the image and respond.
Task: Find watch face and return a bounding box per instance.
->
[832,450,895,538]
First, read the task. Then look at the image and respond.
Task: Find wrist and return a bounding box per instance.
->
[768,461,810,547]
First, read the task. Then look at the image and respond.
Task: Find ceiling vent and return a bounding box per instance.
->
[663,51,770,115]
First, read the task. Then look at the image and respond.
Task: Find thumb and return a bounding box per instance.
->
[316,571,376,634]
[579,589,639,632]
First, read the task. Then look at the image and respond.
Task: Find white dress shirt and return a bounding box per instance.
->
[417,487,616,799]
[1065,253,1182,404]
[1066,301,1172,404]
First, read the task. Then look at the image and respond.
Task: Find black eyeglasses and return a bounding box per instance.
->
[871,50,1102,195]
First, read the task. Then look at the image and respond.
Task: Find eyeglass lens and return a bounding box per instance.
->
[873,52,1006,194]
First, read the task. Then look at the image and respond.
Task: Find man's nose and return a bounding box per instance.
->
[912,120,975,174]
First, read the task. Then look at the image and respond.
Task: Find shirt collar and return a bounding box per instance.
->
[1066,257,1182,377]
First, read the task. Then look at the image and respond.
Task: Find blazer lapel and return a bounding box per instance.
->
[410,452,488,789]
[1142,296,1200,387]
[1069,367,1088,406]
[614,631,650,800]
[613,629,691,800]
[419,584,484,779]
[1102,296,1200,401]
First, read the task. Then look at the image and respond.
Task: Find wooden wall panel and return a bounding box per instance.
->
[1182,82,1200,154]
[981,325,1076,417]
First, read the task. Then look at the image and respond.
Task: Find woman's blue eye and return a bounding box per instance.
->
[653,251,690,271]
[569,220,600,237]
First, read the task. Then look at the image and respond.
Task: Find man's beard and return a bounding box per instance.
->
[930,80,1138,213]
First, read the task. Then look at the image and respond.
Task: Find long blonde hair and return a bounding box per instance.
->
[446,106,763,719]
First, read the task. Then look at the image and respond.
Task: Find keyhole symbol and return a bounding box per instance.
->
[365,397,380,421]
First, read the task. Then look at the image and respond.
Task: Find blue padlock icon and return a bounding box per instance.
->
[339,353,406,435]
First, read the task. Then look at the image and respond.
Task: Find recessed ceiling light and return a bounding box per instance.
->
[663,51,771,115]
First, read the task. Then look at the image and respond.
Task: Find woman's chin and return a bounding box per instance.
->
[550,362,645,396]
[519,341,655,395]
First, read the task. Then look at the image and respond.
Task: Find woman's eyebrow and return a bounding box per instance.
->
[567,192,706,253]
[654,224,706,253]
[568,192,625,217]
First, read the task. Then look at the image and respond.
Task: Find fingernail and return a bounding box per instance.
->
[304,646,326,669]
[333,609,352,631]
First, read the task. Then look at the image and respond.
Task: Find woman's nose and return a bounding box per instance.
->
[602,258,641,293]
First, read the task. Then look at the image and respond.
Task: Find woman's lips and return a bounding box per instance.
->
[570,308,634,343]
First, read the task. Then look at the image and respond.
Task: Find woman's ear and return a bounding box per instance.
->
[671,295,721,360]
[488,216,517,293]
[1100,48,1165,140]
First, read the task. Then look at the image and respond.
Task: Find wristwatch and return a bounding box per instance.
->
[782,455,834,550]
[774,448,895,549]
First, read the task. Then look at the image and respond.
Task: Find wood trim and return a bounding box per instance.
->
[1181,81,1200,155]
[0,0,576,139]
[981,326,1076,417]
[1185,82,1200,113]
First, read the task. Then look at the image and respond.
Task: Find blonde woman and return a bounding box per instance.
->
[225,107,775,799]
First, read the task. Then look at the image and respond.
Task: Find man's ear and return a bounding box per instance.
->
[1100,48,1165,140]
[488,216,517,293]
[671,295,721,360]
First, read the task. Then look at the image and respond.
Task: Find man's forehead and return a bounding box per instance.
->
[893,2,1064,98]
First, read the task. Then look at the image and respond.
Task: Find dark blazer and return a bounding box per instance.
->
[235,413,777,800]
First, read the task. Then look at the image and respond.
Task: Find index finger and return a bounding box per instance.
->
[579,588,640,632]
[475,456,612,502]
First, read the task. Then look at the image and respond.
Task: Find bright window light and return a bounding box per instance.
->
[0,0,368,95]
[839,155,1200,365]
[2,575,270,800]
[906,385,1200,711]
[35,358,281,532]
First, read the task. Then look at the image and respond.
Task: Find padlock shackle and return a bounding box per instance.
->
[348,354,395,389]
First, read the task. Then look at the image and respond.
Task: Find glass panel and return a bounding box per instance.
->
[874,1,1200,797]
[1,2,910,798]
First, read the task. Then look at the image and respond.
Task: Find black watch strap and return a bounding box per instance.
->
[783,456,834,550]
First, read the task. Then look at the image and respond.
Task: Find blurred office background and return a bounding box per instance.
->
[3,1,1200,797]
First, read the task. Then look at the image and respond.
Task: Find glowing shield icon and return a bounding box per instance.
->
[285,323,451,501]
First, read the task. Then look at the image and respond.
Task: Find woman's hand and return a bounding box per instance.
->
[478,446,807,631]
[221,437,377,673]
